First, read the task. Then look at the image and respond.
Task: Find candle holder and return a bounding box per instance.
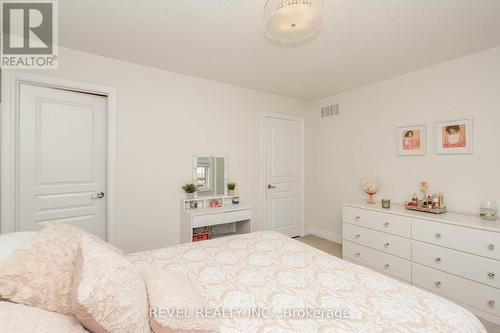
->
[381,199,391,209]
[480,200,498,221]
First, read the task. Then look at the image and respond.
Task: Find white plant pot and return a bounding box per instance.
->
[228,190,235,196]
[186,192,197,200]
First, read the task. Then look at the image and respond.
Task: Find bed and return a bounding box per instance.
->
[128,231,486,333]
[0,230,486,332]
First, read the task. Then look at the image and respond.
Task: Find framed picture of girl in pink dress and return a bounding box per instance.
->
[435,118,473,154]
[396,124,426,156]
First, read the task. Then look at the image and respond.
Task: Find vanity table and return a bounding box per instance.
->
[180,154,253,243]
[180,195,252,243]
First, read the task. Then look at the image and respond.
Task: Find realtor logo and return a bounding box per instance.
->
[1,0,58,69]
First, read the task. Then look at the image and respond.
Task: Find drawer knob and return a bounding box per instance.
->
[384,222,391,228]
[355,234,361,239]
[384,243,390,248]
[434,281,442,288]
[384,264,390,270]
[488,244,495,251]
[435,257,442,263]
[355,252,360,257]
[488,300,496,308]
[355,216,361,221]
[435,233,442,239]
[488,272,496,279]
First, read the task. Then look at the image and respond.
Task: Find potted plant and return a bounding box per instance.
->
[182,183,197,199]
[227,182,236,196]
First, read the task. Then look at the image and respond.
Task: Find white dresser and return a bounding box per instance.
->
[342,202,500,325]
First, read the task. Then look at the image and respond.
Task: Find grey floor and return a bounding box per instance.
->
[296,235,500,333]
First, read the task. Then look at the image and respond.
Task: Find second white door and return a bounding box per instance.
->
[265,115,303,238]
[19,84,108,239]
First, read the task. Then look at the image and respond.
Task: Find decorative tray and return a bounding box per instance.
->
[405,202,447,214]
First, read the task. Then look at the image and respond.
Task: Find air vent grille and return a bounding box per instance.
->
[320,104,339,118]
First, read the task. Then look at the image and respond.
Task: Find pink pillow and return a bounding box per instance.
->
[71,235,150,333]
[0,223,121,315]
[143,267,219,333]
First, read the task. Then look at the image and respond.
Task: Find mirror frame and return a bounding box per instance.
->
[192,153,228,196]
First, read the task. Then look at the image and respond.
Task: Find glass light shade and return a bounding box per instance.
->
[264,0,324,43]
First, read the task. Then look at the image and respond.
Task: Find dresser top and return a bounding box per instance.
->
[344,201,500,233]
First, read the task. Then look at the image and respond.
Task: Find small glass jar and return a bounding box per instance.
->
[480,200,498,221]
[381,199,391,209]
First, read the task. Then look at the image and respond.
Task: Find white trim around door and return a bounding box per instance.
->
[262,112,304,237]
[1,71,118,245]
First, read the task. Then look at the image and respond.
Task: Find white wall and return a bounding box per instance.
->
[305,47,500,241]
[23,47,305,253]
[5,45,499,250]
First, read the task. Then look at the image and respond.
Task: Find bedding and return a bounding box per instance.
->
[128,231,486,333]
[71,235,150,333]
[143,266,220,333]
[0,301,88,333]
[0,223,122,315]
[0,231,36,262]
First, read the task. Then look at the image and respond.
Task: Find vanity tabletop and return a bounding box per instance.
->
[344,201,500,233]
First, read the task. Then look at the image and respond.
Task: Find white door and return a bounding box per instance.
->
[19,84,108,239]
[265,115,303,237]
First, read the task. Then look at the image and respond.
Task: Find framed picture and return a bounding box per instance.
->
[435,117,473,154]
[396,124,426,156]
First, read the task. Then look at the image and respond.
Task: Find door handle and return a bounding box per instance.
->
[267,184,277,189]
[92,192,105,199]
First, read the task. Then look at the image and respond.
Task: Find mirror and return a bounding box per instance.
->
[193,154,227,196]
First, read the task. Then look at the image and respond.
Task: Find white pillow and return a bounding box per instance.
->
[0,301,88,333]
[0,232,36,262]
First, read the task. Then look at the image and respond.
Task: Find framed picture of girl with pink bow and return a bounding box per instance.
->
[396,124,426,156]
[435,117,473,154]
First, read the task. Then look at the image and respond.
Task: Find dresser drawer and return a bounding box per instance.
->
[224,209,252,223]
[343,223,412,260]
[413,218,500,260]
[413,263,500,317]
[413,241,500,289]
[343,241,412,282]
[343,206,411,238]
[192,213,225,228]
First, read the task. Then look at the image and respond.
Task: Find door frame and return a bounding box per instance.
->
[1,71,118,245]
[262,112,304,237]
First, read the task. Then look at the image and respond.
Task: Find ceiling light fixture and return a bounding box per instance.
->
[264,0,324,44]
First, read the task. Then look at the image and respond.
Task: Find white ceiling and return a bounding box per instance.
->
[59,0,500,100]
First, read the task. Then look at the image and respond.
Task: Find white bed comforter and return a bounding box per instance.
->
[128,231,486,333]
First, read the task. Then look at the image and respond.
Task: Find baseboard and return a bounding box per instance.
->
[306,227,342,244]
